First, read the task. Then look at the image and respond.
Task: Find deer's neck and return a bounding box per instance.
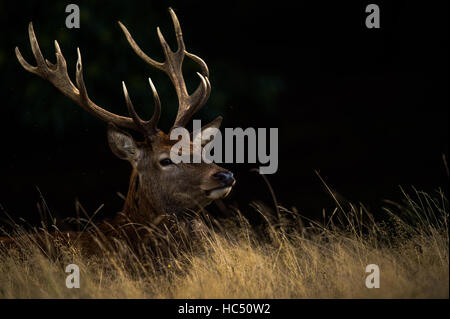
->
[121,170,183,225]
[122,170,156,224]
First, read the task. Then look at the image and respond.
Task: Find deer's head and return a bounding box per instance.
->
[16,8,235,222]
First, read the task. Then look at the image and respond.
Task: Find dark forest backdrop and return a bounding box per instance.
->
[0,1,448,227]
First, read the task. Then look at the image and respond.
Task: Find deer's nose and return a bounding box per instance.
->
[213,171,235,187]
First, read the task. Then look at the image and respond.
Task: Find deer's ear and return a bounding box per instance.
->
[191,116,223,146]
[107,123,140,163]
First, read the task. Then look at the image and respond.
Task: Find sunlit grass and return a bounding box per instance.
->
[0,187,448,298]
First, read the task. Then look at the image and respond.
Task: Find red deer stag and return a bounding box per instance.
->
[3,8,235,254]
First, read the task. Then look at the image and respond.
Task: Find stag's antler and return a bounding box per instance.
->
[122,78,161,136]
[119,7,212,128]
[16,8,214,136]
[15,23,161,136]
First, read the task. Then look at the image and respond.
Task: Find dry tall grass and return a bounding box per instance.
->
[0,187,448,298]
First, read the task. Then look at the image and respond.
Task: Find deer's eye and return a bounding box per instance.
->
[159,158,174,166]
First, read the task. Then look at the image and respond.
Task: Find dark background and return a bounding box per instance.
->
[0,0,448,226]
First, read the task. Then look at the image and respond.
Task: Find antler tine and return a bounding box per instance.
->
[16,22,140,132]
[172,72,209,128]
[118,21,165,72]
[28,22,46,69]
[147,77,161,128]
[122,81,146,133]
[185,51,209,78]
[121,78,161,136]
[119,7,212,129]
[168,7,185,54]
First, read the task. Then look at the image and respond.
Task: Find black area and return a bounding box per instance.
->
[0,299,445,317]
[0,0,448,225]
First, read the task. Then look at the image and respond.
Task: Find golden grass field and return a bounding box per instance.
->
[0,187,448,298]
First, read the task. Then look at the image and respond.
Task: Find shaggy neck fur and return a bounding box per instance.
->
[121,170,185,226]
